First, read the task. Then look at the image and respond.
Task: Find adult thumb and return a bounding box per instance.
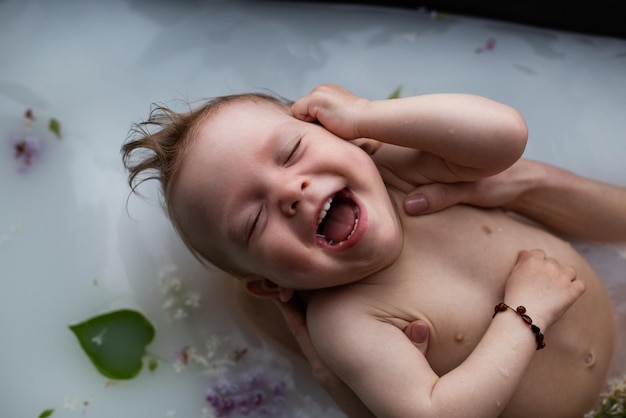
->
[404,319,430,355]
[403,183,468,216]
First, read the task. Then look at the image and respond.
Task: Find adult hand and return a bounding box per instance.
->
[404,158,626,241]
[403,158,539,216]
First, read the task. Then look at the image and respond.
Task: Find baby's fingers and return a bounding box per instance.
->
[513,248,545,265]
[509,249,585,326]
[290,97,318,123]
[514,249,580,286]
[290,84,337,122]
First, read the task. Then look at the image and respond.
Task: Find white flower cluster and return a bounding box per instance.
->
[0,220,22,247]
[159,269,201,322]
[585,374,626,417]
[171,334,240,376]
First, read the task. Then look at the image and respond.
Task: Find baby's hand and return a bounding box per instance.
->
[504,249,585,331]
[291,83,369,140]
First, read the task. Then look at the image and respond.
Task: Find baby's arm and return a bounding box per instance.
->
[291,83,528,182]
[273,295,377,418]
[307,250,584,418]
[275,294,431,418]
[405,159,626,241]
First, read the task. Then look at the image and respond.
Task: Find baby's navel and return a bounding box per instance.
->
[584,351,596,368]
[454,332,464,343]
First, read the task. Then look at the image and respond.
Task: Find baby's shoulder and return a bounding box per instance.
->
[308,285,366,315]
[307,279,423,330]
[307,284,420,352]
[307,284,387,325]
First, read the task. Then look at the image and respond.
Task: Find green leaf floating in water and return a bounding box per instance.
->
[69,309,155,380]
[387,86,402,99]
[38,409,54,418]
[48,118,62,139]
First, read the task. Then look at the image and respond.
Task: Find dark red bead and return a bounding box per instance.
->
[493,302,547,350]
[493,303,509,317]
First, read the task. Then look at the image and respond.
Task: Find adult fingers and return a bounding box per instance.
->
[403,182,475,215]
[403,319,430,356]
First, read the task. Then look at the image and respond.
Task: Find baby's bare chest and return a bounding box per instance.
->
[379,260,507,374]
[375,205,583,373]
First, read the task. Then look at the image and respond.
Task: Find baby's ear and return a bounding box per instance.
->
[351,138,382,155]
[244,276,295,302]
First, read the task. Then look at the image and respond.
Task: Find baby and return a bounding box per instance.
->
[122,84,616,417]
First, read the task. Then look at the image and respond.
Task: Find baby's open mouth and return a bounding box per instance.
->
[316,188,360,245]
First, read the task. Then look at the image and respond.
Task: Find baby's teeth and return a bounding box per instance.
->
[317,197,333,226]
[348,218,359,238]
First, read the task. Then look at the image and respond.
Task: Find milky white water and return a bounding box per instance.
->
[1,1,625,417]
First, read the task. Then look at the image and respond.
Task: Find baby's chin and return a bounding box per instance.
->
[329,246,404,285]
[363,208,405,263]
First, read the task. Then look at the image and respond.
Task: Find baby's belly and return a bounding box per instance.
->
[422,261,614,417]
[401,207,616,417]
[502,257,615,417]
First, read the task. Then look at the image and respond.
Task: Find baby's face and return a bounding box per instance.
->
[172,99,403,290]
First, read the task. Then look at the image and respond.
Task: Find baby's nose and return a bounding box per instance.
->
[279,177,309,216]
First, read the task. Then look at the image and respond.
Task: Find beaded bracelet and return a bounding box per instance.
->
[492,302,546,350]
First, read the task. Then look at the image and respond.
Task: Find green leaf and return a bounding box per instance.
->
[38,409,54,418]
[387,86,402,100]
[69,309,155,380]
[48,118,62,139]
[148,357,159,372]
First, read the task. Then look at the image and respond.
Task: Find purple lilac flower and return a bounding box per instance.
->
[205,374,287,417]
[11,134,42,172]
[476,38,497,53]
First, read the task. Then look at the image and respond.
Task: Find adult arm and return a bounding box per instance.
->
[404,159,626,242]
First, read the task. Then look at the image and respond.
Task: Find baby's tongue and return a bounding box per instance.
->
[320,200,355,243]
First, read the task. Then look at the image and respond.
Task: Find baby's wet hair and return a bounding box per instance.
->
[121,91,292,270]
[122,92,292,201]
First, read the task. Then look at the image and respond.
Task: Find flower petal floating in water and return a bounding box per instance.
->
[476,38,497,53]
[7,108,63,172]
[11,134,41,169]
[159,269,201,321]
[205,373,288,417]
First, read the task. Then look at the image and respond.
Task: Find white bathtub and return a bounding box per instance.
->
[1,1,625,417]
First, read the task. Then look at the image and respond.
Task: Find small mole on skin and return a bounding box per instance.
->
[584,351,596,367]
[454,333,464,343]
[482,225,492,235]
